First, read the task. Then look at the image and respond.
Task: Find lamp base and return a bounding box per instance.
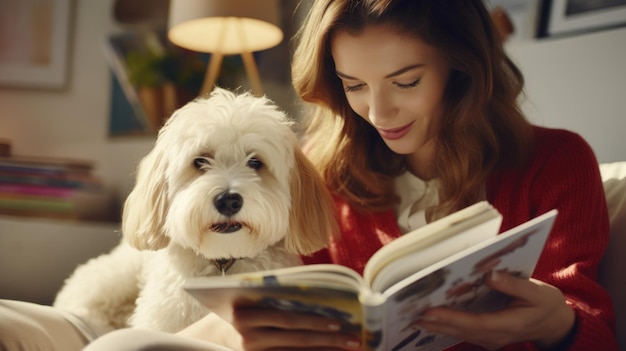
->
[200,52,264,97]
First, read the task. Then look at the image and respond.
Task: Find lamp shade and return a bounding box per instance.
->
[168,0,283,55]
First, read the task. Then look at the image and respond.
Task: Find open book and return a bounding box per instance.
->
[184,202,557,351]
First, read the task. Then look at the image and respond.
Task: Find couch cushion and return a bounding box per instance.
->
[601,162,626,231]
[598,162,626,348]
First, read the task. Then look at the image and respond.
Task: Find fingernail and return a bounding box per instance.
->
[346,339,360,348]
[491,270,500,282]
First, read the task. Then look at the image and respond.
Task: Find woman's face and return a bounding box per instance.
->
[331,24,451,171]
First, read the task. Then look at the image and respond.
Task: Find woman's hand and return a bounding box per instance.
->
[231,306,362,351]
[417,271,576,350]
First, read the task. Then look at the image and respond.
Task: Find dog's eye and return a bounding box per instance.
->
[247,157,263,170]
[193,157,211,170]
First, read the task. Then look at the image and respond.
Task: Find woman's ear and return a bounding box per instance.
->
[284,146,338,255]
[122,147,171,250]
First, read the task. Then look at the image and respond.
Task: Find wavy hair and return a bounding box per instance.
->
[292,0,533,219]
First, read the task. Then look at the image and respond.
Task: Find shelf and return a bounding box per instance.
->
[0,216,122,304]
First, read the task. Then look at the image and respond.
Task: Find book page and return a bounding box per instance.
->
[185,263,366,293]
[378,210,557,351]
[186,283,364,327]
[184,263,371,319]
[370,214,503,293]
[363,201,502,291]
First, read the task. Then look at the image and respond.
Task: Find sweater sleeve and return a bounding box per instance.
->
[529,130,616,350]
[490,128,618,350]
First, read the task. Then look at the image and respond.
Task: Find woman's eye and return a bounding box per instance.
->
[395,79,421,90]
[193,157,211,170]
[344,83,365,92]
[247,157,263,170]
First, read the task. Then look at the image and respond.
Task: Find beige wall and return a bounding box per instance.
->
[507,27,626,164]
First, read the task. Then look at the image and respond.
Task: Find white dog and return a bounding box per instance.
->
[53,88,337,335]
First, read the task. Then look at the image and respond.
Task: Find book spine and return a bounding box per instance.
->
[0,190,112,221]
[0,156,94,172]
[0,164,68,175]
[0,154,113,221]
[0,208,77,220]
[0,184,75,197]
[0,174,95,189]
[362,301,385,351]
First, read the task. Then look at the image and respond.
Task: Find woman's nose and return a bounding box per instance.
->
[368,89,395,122]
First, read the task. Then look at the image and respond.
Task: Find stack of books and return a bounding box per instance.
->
[0,155,114,222]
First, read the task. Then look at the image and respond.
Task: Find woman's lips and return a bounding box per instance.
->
[378,122,413,141]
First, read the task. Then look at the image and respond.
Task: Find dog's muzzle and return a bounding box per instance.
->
[210,222,242,233]
[212,191,243,233]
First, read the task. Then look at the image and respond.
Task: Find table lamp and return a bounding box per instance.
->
[168,0,283,96]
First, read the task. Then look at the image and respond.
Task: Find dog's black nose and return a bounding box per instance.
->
[214,192,243,216]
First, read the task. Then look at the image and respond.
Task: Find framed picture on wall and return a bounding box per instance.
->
[0,0,72,89]
[538,0,626,38]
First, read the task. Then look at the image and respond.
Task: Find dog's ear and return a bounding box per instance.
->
[122,147,170,250]
[284,146,338,255]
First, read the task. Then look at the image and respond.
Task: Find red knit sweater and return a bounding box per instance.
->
[303,127,618,350]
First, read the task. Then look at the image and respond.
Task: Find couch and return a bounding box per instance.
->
[599,162,626,350]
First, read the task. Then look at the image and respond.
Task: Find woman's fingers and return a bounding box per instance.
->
[233,307,343,331]
[417,272,575,350]
[241,328,361,350]
[417,307,521,350]
[232,307,361,351]
[487,271,547,304]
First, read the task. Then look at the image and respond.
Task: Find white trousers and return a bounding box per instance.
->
[0,299,89,351]
[84,328,234,351]
[0,299,233,351]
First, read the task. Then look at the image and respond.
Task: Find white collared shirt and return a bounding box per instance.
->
[394,171,439,234]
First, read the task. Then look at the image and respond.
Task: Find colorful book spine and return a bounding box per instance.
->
[0,184,75,198]
[0,155,111,221]
[0,174,91,189]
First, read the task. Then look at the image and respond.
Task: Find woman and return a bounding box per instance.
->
[25,0,618,350]
[227,0,617,350]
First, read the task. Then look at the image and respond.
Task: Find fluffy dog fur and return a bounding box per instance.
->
[53,88,337,334]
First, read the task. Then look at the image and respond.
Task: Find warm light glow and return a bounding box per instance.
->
[166,0,283,96]
[168,17,283,54]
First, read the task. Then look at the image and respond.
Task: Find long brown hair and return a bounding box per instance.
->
[292,0,533,219]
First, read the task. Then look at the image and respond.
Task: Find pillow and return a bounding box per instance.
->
[600,162,626,230]
[598,162,626,349]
